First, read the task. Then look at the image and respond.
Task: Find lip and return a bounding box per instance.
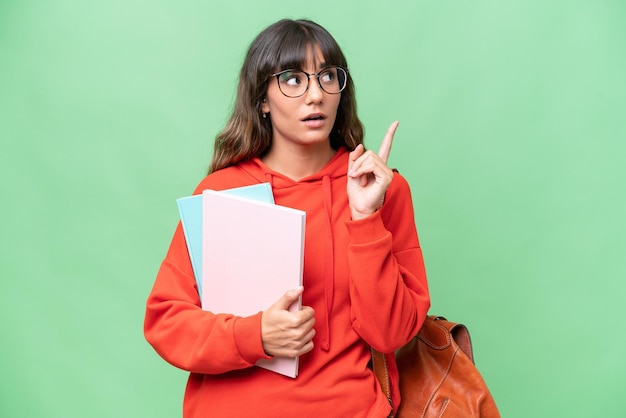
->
[301,112,327,122]
[301,112,327,129]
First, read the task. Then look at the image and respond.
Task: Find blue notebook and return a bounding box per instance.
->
[176,183,274,297]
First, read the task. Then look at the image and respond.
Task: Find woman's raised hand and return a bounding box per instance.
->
[347,121,399,220]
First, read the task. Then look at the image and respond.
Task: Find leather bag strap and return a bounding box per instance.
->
[371,347,394,416]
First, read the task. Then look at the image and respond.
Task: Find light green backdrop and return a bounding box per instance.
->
[1,1,624,417]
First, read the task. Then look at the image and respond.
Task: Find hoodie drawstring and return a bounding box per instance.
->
[320,174,334,351]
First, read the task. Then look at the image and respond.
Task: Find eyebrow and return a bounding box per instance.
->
[278,63,331,74]
[298,62,330,72]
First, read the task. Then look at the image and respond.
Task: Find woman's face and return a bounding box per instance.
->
[261,46,341,150]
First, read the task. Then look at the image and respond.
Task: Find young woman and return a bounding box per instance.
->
[144,18,430,418]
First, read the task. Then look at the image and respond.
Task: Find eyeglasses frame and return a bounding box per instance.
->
[270,66,348,98]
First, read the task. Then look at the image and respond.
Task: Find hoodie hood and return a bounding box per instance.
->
[237,147,351,351]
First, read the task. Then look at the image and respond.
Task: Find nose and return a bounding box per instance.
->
[305,75,324,103]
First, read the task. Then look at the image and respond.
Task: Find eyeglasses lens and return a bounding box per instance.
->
[277,67,346,97]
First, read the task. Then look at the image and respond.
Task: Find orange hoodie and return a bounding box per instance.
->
[144,147,430,417]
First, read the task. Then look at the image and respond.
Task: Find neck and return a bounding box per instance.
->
[262,142,336,181]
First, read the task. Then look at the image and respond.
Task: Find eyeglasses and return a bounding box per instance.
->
[271,66,348,98]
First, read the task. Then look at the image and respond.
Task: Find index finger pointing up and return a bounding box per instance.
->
[378,121,399,164]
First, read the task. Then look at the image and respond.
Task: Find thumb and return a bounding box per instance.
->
[348,144,364,175]
[272,286,304,310]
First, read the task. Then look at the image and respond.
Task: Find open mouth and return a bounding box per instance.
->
[303,114,325,122]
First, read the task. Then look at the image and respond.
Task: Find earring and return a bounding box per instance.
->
[262,112,267,119]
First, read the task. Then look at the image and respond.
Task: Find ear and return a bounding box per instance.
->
[261,98,270,114]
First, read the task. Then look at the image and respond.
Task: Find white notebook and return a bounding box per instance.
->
[201,189,306,378]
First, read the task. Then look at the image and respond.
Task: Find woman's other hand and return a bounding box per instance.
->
[347,121,399,220]
[261,287,316,358]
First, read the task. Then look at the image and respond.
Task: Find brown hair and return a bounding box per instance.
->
[209,19,364,173]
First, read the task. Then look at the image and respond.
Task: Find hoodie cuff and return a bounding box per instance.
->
[345,210,389,245]
[233,312,272,364]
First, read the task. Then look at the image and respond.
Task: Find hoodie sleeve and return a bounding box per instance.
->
[144,221,271,374]
[345,172,430,353]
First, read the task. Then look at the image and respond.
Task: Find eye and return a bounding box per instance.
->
[279,71,304,86]
[319,68,336,84]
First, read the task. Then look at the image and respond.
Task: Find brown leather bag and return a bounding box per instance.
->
[372,316,500,418]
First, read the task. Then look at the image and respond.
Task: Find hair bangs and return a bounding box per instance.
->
[265,21,347,74]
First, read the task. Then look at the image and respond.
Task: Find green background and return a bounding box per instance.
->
[1,0,624,416]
